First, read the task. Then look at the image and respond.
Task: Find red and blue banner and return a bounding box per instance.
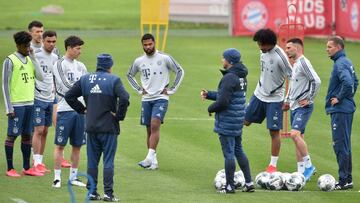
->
[232,0,360,40]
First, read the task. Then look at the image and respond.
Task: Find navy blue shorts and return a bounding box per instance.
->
[290,104,313,134]
[55,111,86,147]
[141,99,168,126]
[7,105,34,136]
[244,95,283,130]
[33,99,53,127]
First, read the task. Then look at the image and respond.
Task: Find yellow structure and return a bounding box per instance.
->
[140,0,169,51]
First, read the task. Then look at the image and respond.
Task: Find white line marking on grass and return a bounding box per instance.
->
[10,198,28,203]
[126,117,213,121]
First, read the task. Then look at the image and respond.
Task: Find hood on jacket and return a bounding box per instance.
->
[220,62,248,78]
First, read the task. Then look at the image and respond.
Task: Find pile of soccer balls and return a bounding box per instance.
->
[255,171,306,191]
[214,169,337,192]
[214,169,245,190]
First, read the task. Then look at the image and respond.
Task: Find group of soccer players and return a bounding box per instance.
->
[2,19,356,201]
[2,20,184,201]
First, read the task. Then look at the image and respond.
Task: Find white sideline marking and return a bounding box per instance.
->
[126,117,213,121]
[10,198,28,203]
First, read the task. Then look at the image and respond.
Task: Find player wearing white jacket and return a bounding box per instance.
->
[127,33,184,170]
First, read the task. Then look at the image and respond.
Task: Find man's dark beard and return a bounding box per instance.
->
[144,47,155,55]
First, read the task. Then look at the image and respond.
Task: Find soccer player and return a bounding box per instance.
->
[31,31,59,174]
[28,20,70,167]
[244,28,292,173]
[28,20,61,58]
[2,31,44,177]
[52,36,87,188]
[66,54,130,202]
[325,36,358,190]
[201,48,254,193]
[283,38,321,181]
[127,33,184,170]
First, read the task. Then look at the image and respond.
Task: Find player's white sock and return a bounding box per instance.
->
[54,169,61,180]
[269,156,278,167]
[153,153,158,165]
[146,148,156,161]
[39,155,43,165]
[303,155,312,168]
[297,162,305,173]
[33,154,41,166]
[69,168,78,181]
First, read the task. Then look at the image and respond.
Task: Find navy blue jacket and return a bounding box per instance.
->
[325,50,358,114]
[65,69,130,134]
[207,63,247,136]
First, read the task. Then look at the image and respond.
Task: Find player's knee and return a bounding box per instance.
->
[21,135,32,144]
[5,136,16,143]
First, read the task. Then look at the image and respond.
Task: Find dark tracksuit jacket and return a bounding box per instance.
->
[325,50,358,185]
[65,68,129,195]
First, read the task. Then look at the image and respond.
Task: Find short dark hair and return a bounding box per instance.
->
[64,36,84,50]
[28,20,43,31]
[287,38,303,47]
[328,36,345,49]
[253,28,277,46]
[141,33,155,42]
[43,30,57,39]
[13,31,32,45]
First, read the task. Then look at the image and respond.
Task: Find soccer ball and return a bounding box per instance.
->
[281,172,292,190]
[214,169,226,190]
[285,172,305,191]
[255,171,270,189]
[213,169,245,190]
[266,172,284,190]
[234,170,245,189]
[292,172,306,187]
[317,174,336,191]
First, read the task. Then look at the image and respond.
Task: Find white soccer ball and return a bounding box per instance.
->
[266,172,284,190]
[285,172,305,191]
[255,171,270,189]
[214,169,246,190]
[292,172,306,187]
[317,174,336,191]
[281,172,292,190]
[234,170,245,189]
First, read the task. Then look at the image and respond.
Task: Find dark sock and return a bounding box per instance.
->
[21,137,31,170]
[5,139,15,171]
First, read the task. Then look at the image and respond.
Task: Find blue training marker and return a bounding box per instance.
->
[67,172,95,203]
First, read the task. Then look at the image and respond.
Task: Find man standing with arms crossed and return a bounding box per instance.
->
[283,38,321,181]
[127,33,184,170]
[244,29,292,173]
[325,36,358,190]
[66,54,130,202]
[2,31,44,177]
[52,36,87,188]
[32,31,59,174]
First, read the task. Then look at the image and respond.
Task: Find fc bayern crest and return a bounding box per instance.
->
[13,127,18,134]
[351,2,359,32]
[57,136,63,143]
[241,1,268,32]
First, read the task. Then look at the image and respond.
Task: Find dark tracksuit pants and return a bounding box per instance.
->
[219,134,252,188]
[330,113,353,185]
[86,133,118,195]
